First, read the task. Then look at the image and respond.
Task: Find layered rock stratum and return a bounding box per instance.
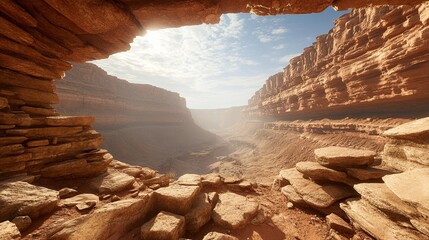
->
[247,4,429,119]
[57,63,192,129]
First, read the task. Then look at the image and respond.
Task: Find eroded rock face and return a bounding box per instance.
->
[56,63,193,129]
[0,221,21,240]
[0,181,58,222]
[247,4,429,119]
[212,192,259,230]
[50,196,154,240]
[141,211,185,240]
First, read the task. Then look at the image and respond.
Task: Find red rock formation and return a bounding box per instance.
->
[247,4,429,119]
[57,63,192,129]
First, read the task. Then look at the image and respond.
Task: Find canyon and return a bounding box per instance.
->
[0,1,429,240]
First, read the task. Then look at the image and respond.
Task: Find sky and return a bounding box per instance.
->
[93,7,348,109]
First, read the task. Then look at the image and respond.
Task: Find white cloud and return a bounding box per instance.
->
[279,53,300,64]
[258,34,272,43]
[272,28,288,35]
[273,44,285,50]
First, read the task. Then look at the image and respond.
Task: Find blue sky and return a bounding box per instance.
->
[93,8,348,109]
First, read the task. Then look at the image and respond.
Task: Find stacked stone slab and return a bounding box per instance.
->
[278,145,396,237]
[340,117,429,239]
[0,114,113,179]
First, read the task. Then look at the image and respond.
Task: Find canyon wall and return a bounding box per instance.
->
[247,4,429,119]
[57,63,192,130]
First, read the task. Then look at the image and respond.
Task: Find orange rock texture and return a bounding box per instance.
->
[57,63,192,130]
[247,4,429,119]
[0,0,427,178]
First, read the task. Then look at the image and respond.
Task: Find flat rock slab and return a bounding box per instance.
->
[89,170,135,194]
[0,221,21,240]
[141,211,185,240]
[43,116,95,126]
[0,181,58,221]
[340,199,426,240]
[177,173,202,186]
[155,184,200,215]
[212,192,259,230]
[326,213,354,235]
[202,173,222,187]
[279,168,305,184]
[295,162,349,183]
[50,196,154,240]
[288,173,354,208]
[185,193,212,233]
[315,146,376,167]
[346,167,391,180]
[383,117,429,139]
[280,185,306,205]
[60,194,99,207]
[203,232,238,240]
[353,182,418,218]
[383,168,429,216]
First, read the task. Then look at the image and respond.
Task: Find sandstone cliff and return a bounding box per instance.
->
[57,63,192,130]
[247,4,429,119]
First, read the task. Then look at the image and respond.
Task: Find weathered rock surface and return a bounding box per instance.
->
[341,198,427,240]
[185,193,212,233]
[354,182,418,218]
[88,170,135,194]
[346,167,391,180]
[50,196,153,240]
[212,192,259,230]
[202,232,239,240]
[247,5,429,119]
[0,221,21,240]
[314,146,376,167]
[280,185,306,205]
[326,213,354,235]
[141,211,185,240]
[177,173,202,186]
[60,194,99,208]
[154,184,200,215]
[11,216,32,232]
[383,117,429,139]
[295,161,350,183]
[383,169,429,216]
[0,181,58,221]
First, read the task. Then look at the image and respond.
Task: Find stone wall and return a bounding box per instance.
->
[247,4,429,119]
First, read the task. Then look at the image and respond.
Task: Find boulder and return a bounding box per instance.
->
[50,196,154,240]
[383,169,429,216]
[280,185,306,205]
[279,168,305,184]
[212,192,259,230]
[202,232,238,240]
[295,162,351,183]
[289,175,354,208]
[60,194,99,207]
[0,221,21,240]
[314,146,376,167]
[201,173,222,187]
[0,181,58,221]
[11,216,32,232]
[141,211,185,240]
[177,173,202,186]
[383,117,429,140]
[340,198,426,240]
[353,182,418,218]
[154,184,200,215]
[121,167,142,177]
[58,187,78,199]
[346,167,391,180]
[88,170,135,194]
[185,193,212,233]
[326,213,354,235]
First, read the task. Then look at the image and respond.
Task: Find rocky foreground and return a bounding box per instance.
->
[276,117,429,239]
